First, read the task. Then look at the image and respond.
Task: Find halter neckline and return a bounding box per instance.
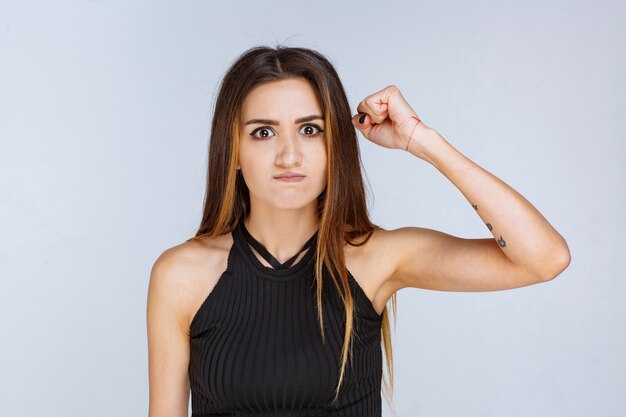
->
[233,218,319,279]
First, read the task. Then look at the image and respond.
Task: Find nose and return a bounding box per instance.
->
[275,132,303,167]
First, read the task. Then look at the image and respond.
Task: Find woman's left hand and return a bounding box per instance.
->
[351,85,432,155]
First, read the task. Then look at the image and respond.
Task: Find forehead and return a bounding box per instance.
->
[240,78,322,118]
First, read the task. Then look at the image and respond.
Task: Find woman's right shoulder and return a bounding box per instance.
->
[148,232,234,330]
[154,232,233,272]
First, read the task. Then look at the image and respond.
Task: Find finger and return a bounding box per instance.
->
[351,112,372,137]
[385,86,415,120]
[356,92,389,124]
[356,99,387,125]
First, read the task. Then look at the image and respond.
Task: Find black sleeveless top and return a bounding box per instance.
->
[188,219,384,417]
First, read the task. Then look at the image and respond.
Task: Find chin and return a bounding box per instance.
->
[269,193,320,210]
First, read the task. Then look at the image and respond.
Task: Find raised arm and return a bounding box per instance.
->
[351,85,570,293]
[385,124,571,292]
[406,124,570,280]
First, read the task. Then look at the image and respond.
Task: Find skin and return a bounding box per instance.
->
[146,79,571,417]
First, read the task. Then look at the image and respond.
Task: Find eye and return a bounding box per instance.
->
[299,123,324,136]
[249,127,276,140]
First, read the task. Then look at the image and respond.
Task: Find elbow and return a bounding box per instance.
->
[541,246,572,281]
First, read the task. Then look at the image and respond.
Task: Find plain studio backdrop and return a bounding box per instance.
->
[1,1,624,416]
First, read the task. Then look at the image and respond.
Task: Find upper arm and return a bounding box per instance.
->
[386,227,555,292]
[146,248,193,417]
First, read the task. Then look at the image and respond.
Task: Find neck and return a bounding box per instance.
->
[243,205,320,264]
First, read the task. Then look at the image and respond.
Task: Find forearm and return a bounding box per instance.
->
[409,125,571,279]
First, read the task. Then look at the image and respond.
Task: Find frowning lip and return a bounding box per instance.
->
[273,172,306,179]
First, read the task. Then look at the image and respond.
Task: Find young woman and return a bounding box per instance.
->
[146,45,570,417]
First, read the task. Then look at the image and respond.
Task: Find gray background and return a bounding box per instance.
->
[1,0,624,416]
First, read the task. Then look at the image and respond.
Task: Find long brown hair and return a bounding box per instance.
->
[188,45,397,410]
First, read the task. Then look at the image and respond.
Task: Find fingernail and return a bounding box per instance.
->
[359,114,366,124]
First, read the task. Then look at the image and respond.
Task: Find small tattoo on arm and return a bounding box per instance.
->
[486,223,493,231]
[497,235,507,247]
[472,204,478,210]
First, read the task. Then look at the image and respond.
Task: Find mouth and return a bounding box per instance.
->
[274,174,306,182]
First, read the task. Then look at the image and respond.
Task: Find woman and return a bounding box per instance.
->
[146,45,570,417]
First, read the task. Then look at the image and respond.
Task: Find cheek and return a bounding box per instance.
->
[239,148,273,189]
[239,146,264,171]
[308,140,327,160]
[315,145,328,169]
[313,150,328,184]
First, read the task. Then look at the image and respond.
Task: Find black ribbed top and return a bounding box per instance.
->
[188,219,384,417]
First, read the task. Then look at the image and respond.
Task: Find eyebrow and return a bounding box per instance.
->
[243,114,324,126]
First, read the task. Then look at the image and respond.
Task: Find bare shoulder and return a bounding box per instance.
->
[370,225,445,288]
[149,232,234,333]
